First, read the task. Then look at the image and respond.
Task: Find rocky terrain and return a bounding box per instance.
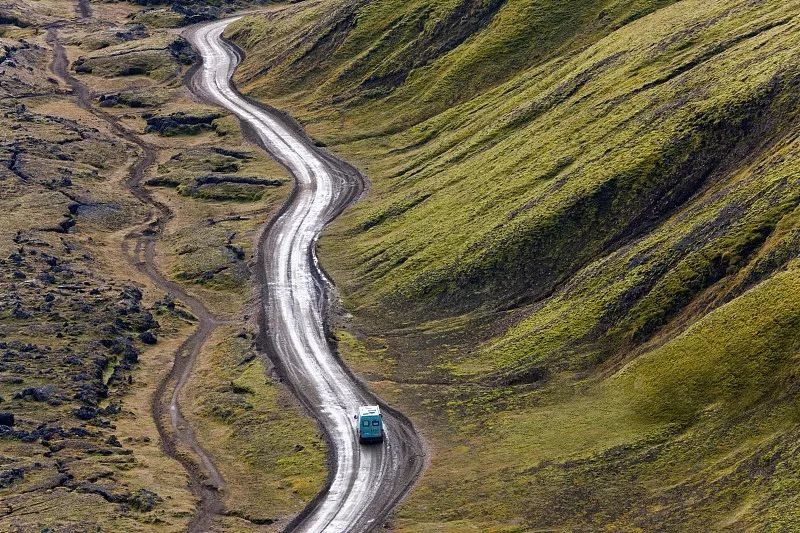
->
[1,1,325,531]
[0,5,188,528]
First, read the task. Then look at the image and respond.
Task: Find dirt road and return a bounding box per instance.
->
[186,17,425,533]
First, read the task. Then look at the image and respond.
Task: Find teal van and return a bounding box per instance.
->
[355,405,383,444]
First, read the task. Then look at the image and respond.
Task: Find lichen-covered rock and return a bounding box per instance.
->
[127,488,163,512]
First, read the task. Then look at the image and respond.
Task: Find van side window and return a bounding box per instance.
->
[372,420,380,426]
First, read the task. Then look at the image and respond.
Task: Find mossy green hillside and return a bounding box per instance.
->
[338,260,800,530]
[229,0,680,132]
[513,263,797,529]
[468,132,800,379]
[233,0,800,529]
[234,0,800,320]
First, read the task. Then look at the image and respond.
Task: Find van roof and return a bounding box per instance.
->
[358,405,381,416]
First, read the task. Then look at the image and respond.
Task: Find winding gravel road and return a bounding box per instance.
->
[186,17,424,533]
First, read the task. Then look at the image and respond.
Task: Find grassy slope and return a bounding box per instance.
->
[183,325,326,530]
[229,0,800,529]
[231,0,679,132]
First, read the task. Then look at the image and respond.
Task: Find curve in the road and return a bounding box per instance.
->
[186,17,425,533]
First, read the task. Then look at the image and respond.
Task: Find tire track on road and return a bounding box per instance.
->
[186,18,425,533]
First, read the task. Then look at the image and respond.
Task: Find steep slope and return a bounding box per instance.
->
[231,0,679,132]
[229,0,800,530]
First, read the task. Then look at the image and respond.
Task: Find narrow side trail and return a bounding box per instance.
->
[48,23,225,532]
[76,0,90,19]
[187,18,425,533]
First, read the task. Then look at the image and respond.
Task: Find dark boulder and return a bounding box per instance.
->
[11,305,30,319]
[74,405,98,420]
[122,343,139,364]
[73,57,92,74]
[0,468,24,488]
[98,94,120,107]
[139,331,157,345]
[14,386,56,402]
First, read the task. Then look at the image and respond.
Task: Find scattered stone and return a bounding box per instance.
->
[74,406,98,420]
[0,412,14,426]
[114,24,148,42]
[128,488,162,512]
[98,94,119,107]
[101,404,121,416]
[169,3,220,25]
[138,331,157,345]
[11,305,31,319]
[0,468,24,488]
